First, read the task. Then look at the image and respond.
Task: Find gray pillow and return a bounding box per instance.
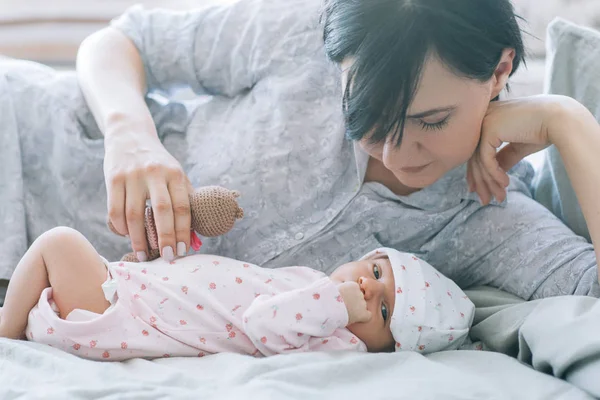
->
[531,18,600,242]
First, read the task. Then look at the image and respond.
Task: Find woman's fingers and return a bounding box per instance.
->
[471,149,508,205]
[479,134,510,189]
[470,156,492,205]
[466,160,475,192]
[480,159,507,203]
[124,177,149,261]
[147,177,176,262]
[106,173,127,236]
[104,136,193,261]
[109,170,192,262]
[168,178,192,257]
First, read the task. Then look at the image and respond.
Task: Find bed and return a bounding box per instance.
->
[1,16,600,400]
[1,286,599,399]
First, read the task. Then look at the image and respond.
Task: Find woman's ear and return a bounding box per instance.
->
[490,48,516,100]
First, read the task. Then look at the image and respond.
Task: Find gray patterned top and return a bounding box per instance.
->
[0,0,597,299]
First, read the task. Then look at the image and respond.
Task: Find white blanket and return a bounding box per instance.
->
[1,287,597,400]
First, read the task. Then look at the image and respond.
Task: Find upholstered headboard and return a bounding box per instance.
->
[513,0,600,58]
[0,0,224,65]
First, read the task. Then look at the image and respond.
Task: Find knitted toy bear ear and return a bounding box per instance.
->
[189,186,244,237]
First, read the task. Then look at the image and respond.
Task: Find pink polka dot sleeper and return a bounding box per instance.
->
[25,254,366,361]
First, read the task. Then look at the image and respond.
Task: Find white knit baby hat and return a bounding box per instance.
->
[360,248,475,354]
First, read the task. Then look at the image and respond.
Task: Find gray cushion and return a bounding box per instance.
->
[532,18,600,242]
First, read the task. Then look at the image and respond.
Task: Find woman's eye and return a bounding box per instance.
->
[381,303,388,321]
[373,265,381,279]
[419,116,450,132]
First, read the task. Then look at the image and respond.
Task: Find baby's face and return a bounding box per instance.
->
[330,255,396,352]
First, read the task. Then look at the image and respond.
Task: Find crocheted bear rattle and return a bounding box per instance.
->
[108,186,244,262]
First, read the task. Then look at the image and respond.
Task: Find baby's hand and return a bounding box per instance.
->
[337,281,372,325]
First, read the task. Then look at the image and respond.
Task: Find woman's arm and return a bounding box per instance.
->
[77,26,192,264]
[548,99,600,273]
[77,27,152,138]
[469,95,600,282]
[76,1,307,263]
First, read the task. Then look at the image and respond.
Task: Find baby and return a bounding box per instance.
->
[0,227,474,360]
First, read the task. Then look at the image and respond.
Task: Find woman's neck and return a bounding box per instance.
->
[364,157,420,197]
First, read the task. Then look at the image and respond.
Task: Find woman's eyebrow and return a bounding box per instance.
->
[406,106,456,119]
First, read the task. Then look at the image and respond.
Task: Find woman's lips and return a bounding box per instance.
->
[400,163,431,173]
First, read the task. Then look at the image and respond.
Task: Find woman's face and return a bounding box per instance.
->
[341,55,498,189]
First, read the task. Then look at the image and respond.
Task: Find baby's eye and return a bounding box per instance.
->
[381,303,388,321]
[373,264,381,279]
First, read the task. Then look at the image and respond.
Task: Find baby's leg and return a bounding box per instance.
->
[0,227,110,339]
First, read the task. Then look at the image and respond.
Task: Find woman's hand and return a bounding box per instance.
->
[467,95,567,205]
[104,127,194,262]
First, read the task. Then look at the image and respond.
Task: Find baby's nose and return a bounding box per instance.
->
[359,277,381,299]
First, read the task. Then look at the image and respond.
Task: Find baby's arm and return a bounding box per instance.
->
[242,277,365,355]
[0,227,110,339]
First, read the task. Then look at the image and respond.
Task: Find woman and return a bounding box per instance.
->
[2,0,599,299]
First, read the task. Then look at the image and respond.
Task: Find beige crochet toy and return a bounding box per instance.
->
[108,186,244,262]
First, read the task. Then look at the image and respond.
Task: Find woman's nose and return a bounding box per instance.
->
[382,134,421,170]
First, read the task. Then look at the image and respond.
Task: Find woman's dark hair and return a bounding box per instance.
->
[322,0,526,145]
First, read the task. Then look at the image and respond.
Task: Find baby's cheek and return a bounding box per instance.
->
[366,302,378,321]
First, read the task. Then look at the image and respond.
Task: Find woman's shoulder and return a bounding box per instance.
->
[119,0,325,38]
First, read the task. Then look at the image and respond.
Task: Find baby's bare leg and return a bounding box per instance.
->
[0,227,110,339]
